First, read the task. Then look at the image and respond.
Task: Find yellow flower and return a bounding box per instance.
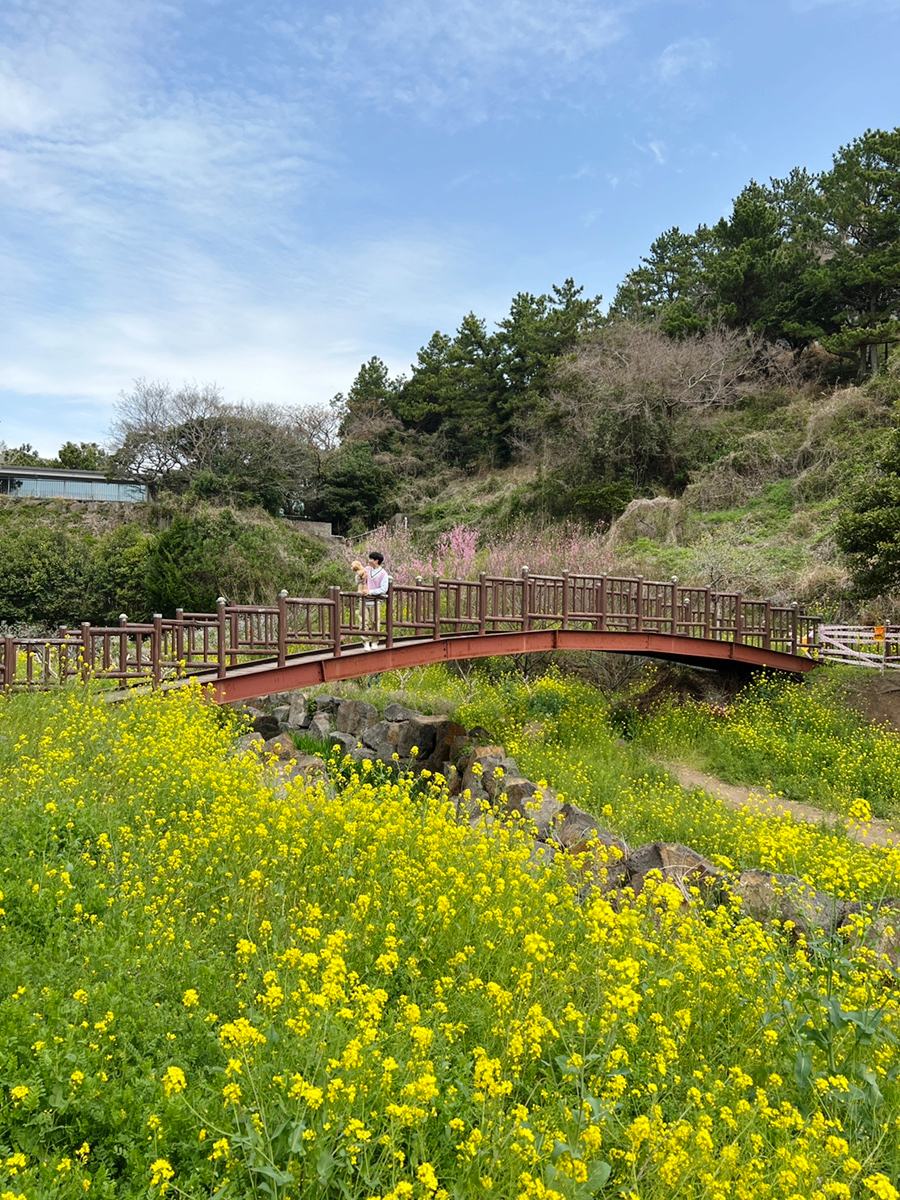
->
[162,1066,186,1097]
[417,1162,439,1193]
[150,1158,174,1192]
[863,1176,900,1200]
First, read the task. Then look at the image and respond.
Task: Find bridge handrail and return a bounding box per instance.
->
[0,568,821,690]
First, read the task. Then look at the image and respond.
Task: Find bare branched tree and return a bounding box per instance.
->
[108,381,342,514]
[520,322,804,491]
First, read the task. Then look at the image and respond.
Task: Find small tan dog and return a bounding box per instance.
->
[350,560,368,593]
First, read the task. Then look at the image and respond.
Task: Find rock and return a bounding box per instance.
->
[383,702,419,722]
[335,699,378,736]
[271,704,291,726]
[249,710,281,739]
[467,726,494,744]
[261,734,298,760]
[397,713,445,760]
[448,733,471,764]
[459,745,508,796]
[284,754,330,783]
[314,694,341,714]
[328,731,359,755]
[497,780,565,840]
[456,782,490,823]
[481,756,523,799]
[443,763,461,795]
[550,803,624,851]
[235,732,265,754]
[625,842,723,901]
[350,745,378,764]
[308,712,334,739]
[285,692,312,729]
[528,840,560,869]
[731,870,844,934]
[839,898,900,970]
[420,721,467,773]
[362,720,402,761]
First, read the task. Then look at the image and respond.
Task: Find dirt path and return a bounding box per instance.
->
[665,762,899,850]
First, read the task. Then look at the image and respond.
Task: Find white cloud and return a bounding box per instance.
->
[273,0,627,122]
[655,37,717,84]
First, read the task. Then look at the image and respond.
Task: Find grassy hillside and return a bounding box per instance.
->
[384,383,894,622]
[0,497,346,631]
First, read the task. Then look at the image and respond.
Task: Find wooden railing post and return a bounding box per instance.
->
[277,590,288,667]
[328,587,342,658]
[2,636,14,689]
[561,571,570,630]
[174,608,185,668]
[152,614,163,684]
[216,598,228,679]
[635,576,644,633]
[764,601,772,651]
[81,622,92,682]
[119,614,129,678]
[598,575,607,631]
[385,582,394,649]
[734,595,743,645]
[790,604,798,656]
[478,573,487,636]
[521,566,532,632]
[703,589,711,640]
[432,576,442,641]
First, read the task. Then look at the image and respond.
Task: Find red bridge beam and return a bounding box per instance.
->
[206,629,816,705]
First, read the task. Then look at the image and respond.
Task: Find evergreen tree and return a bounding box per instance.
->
[818,128,900,377]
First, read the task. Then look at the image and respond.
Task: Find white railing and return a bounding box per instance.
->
[814,625,900,671]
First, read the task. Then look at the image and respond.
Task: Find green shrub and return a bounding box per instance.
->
[0,524,96,628]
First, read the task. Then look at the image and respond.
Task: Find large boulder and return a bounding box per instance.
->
[551,803,627,854]
[421,720,467,773]
[336,699,378,737]
[383,702,420,722]
[731,870,844,935]
[362,720,403,761]
[329,731,360,755]
[245,707,281,739]
[625,842,723,901]
[308,712,334,739]
[839,899,900,970]
[459,745,508,796]
[261,733,298,760]
[397,713,446,761]
[284,754,330,784]
[285,692,312,729]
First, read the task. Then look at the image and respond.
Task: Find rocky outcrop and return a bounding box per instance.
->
[235,690,900,965]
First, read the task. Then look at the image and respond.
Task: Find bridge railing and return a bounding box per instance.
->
[0,568,821,690]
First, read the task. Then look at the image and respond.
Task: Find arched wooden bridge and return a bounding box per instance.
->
[1,569,823,700]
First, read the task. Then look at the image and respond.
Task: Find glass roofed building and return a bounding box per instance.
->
[0,466,148,503]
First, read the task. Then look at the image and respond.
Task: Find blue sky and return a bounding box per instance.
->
[1,0,899,457]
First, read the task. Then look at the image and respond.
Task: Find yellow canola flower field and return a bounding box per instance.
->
[0,679,899,1199]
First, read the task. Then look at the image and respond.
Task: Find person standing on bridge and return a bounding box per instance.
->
[363,551,390,649]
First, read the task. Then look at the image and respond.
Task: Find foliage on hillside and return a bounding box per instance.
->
[0,499,344,629]
[2,677,900,1197]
